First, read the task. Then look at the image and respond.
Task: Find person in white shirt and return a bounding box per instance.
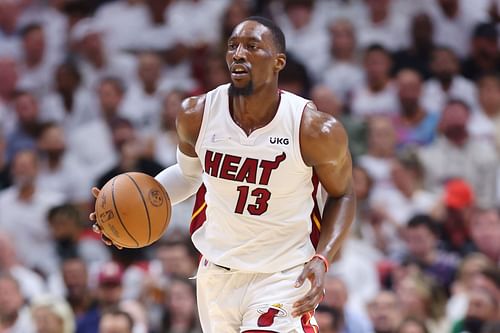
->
[0,0,22,58]
[40,61,100,132]
[351,44,399,119]
[0,273,36,333]
[274,0,330,80]
[119,52,164,135]
[0,149,64,276]
[17,23,58,99]
[71,18,137,92]
[322,19,364,105]
[422,47,478,113]
[356,0,409,52]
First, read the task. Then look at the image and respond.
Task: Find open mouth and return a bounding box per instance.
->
[230,64,250,78]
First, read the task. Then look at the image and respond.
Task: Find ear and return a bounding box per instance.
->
[274,53,286,73]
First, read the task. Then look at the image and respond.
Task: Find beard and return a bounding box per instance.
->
[229,81,254,96]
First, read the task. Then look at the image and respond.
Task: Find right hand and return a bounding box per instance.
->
[89,187,123,250]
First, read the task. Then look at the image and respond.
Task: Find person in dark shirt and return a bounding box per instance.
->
[462,23,500,81]
[96,118,164,189]
[392,13,435,80]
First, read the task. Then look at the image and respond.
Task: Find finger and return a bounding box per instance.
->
[292,300,320,318]
[91,187,100,199]
[101,235,112,246]
[89,212,96,222]
[294,285,323,307]
[92,223,101,234]
[295,268,310,288]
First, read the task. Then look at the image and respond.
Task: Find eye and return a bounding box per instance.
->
[228,42,237,50]
[248,43,258,50]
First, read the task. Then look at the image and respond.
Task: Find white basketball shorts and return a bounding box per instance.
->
[195,257,319,333]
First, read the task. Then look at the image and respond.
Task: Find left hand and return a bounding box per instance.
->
[292,257,327,317]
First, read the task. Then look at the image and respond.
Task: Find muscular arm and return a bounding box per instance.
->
[154,95,206,204]
[300,103,355,263]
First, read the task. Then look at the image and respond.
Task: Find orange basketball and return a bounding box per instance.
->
[95,172,171,248]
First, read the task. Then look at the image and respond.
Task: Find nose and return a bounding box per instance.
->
[233,44,246,62]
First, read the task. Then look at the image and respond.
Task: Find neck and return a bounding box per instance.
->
[368,79,388,92]
[333,49,353,61]
[482,105,500,117]
[18,184,35,201]
[439,78,453,91]
[0,313,18,330]
[26,56,42,68]
[230,85,280,136]
[89,51,105,68]
[143,82,157,95]
[371,9,388,24]
[47,156,62,170]
[402,106,425,124]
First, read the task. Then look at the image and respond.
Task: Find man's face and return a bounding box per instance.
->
[99,314,132,333]
[367,291,401,332]
[0,278,23,319]
[226,20,284,96]
[405,225,436,260]
[62,259,88,299]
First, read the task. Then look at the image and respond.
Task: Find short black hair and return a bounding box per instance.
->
[243,16,286,53]
[20,23,43,38]
[407,214,439,236]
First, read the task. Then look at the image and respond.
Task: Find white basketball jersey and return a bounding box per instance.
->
[192,84,320,273]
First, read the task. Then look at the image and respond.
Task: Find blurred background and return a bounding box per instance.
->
[0,0,500,332]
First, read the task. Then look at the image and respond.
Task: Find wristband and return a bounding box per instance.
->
[312,254,329,273]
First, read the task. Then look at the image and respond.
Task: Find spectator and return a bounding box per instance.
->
[392,69,439,148]
[468,74,500,151]
[470,208,500,264]
[322,275,374,333]
[152,239,199,281]
[275,0,330,80]
[462,23,500,81]
[47,204,110,266]
[366,290,402,333]
[72,18,137,91]
[31,294,75,333]
[322,19,364,106]
[351,44,398,119]
[161,278,201,333]
[17,23,57,98]
[451,287,498,333]
[99,307,134,333]
[119,52,164,135]
[0,273,35,332]
[0,0,22,58]
[397,317,429,333]
[392,13,435,79]
[427,0,487,59]
[0,231,46,302]
[0,149,63,276]
[395,273,451,333]
[356,0,409,52]
[418,100,498,208]
[315,304,345,333]
[278,54,311,98]
[40,61,100,132]
[6,90,41,161]
[64,77,119,183]
[92,0,151,53]
[402,214,459,292]
[36,122,91,210]
[77,261,124,333]
[95,118,164,189]
[421,47,477,113]
[358,115,397,192]
[61,258,96,320]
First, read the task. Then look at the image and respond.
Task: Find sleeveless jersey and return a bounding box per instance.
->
[192,84,320,273]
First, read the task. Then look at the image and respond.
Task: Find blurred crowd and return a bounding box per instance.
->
[1,0,500,332]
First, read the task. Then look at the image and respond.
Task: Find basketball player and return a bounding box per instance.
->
[91,16,355,332]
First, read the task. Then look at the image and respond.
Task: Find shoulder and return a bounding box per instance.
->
[300,102,349,166]
[176,94,206,148]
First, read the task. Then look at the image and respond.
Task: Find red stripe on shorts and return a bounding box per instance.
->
[301,311,319,333]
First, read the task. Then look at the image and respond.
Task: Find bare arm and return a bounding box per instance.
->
[293,103,355,317]
[300,104,355,263]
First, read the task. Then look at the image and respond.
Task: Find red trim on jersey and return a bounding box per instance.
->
[190,185,207,235]
[309,173,322,249]
[242,331,279,333]
[301,311,319,333]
